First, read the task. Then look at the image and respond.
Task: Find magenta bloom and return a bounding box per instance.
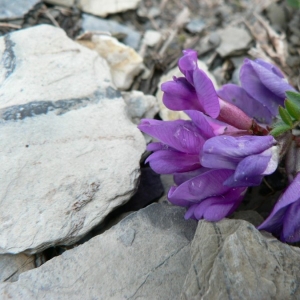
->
[168,168,246,221]
[138,50,289,225]
[258,173,300,242]
[161,49,220,118]
[138,112,236,174]
[201,135,278,186]
[218,59,295,124]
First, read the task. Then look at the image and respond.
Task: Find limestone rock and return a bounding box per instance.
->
[156,61,218,121]
[78,0,141,18]
[216,27,252,57]
[0,204,197,299]
[78,34,144,90]
[182,219,300,299]
[81,14,141,50]
[0,25,145,254]
[0,254,35,283]
[0,0,40,20]
[121,90,159,124]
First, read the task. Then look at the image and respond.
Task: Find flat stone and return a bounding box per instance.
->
[81,13,141,50]
[182,219,300,299]
[186,18,206,34]
[44,0,74,6]
[78,0,141,18]
[0,0,40,20]
[143,30,162,47]
[121,90,159,124]
[0,204,197,299]
[216,27,252,57]
[78,35,144,90]
[0,254,35,282]
[156,61,218,121]
[0,25,145,254]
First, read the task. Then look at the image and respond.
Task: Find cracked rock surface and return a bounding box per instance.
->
[0,24,145,255]
[0,254,35,283]
[181,219,300,300]
[0,203,197,299]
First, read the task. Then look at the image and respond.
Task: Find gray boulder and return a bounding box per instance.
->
[0,204,197,299]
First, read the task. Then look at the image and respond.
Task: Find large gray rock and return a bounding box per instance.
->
[0,25,145,254]
[181,219,300,299]
[0,254,35,282]
[0,204,197,299]
[0,0,40,20]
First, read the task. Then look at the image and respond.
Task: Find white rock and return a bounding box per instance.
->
[216,27,253,57]
[143,30,162,47]
[78,34,144,90]
[0,0,40,20]
[78,0,141,17]
[0,25,145,254]
[0,254,35,282]
[0,204,197,299]
[44,0,74,6]
[121,90,159,124]
[156,61,218,121]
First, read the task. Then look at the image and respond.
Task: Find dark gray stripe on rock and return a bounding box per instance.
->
[0,86,121,121]
[2,34,16,78]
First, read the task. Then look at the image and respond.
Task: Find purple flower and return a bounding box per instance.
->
[162,50,261,131]
[218,59,295,124]
[161,49,220,118]
[201,135,279,186]
[138,118,205,174]
[258,173,300,243]
[168,168,246,221]
[138,112,240,174]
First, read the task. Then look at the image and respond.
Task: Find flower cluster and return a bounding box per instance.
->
[138,49,300,243]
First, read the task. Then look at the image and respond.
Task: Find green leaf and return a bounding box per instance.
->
[279,106,293,126]
[287,0,300,8]
[286,91,300,106]
[285,100,300,120]
[270,124,291,137]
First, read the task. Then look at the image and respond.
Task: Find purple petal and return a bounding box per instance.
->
[217,84,274,124]
[138,119,205,154]
[173,168,210,185]
[145,150,201,174]
[185,110,238,138]
[240,59,294,114]
[147,142,166,151]
[201,135,277,170]
[281,200,300,242]
[193,68,220,118]
[168,169,234,204]
[258,173,300,234]
[178,49,198,84]
[255,59,284,78]
[161,77,203,111]
[223,154,270,187]
[168,186,191,207]
[184,110,215,138]
[193,188,246,221]
[184,204,198,220]
[249,59,295,98]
